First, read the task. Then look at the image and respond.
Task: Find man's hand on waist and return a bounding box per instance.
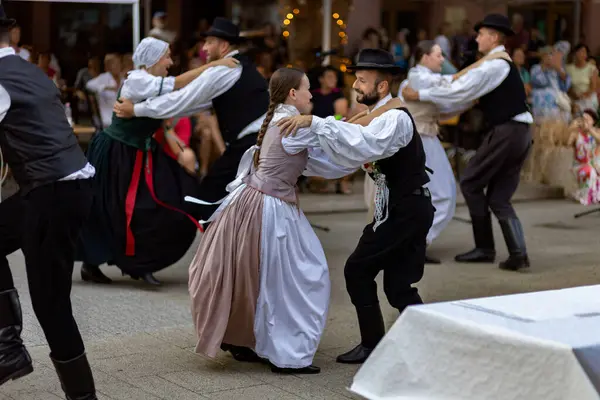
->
[114,98,134,119]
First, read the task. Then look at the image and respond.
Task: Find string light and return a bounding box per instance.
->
[339,31,345,38]
[337,19,343,26]
[283,30,290,37]
[283,19,291,25]
[286,13,293,19]
[293,8,300,14]
[332,13,339,19]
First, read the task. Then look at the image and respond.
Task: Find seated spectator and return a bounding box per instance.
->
[513,48,532,97]
[566,44,598,113]
[37,51,58,85]
[154,117,197,174]
[530,46,571,122]
[86,53,122,128]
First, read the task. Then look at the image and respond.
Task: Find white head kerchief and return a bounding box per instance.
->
[133,37,169,69]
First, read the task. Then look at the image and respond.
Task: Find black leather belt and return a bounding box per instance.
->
[413,187,431,197]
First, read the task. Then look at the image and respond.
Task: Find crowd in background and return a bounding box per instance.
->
[7,10,600,200]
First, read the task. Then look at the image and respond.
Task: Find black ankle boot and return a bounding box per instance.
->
[0,290,33,386]
[51,353,97,400]
[81,263,112,284]
[336,304,385,364]
[271,364,321,374]
[220,343,266,363]
[130,273,161,286]
[498,218,530,271]
[455,214,496,263]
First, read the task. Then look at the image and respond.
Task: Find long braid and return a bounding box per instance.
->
[253,67,306,169]
[253,102,277,168]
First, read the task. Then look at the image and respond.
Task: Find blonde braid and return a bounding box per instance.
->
[253,101,277,168]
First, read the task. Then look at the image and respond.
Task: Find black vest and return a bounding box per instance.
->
[0,55,88,194]
[477,59,529,128]
[375,108,430,204]
[211,54,269,144]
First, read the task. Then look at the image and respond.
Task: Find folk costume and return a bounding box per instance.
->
[398,64,459,259]
[77,37,203,286]
[187,104,355,374]
[0,6,98,398]
[410,14,533,271]
[131,18,269,221]
[327,49,435,365]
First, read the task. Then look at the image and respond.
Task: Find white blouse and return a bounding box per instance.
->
[120,69,176,103]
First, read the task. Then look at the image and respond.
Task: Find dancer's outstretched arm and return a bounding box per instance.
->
[115,63,242,119]
[278,109,414,169]
[173,58,239,89]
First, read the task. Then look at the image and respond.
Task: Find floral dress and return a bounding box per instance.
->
[573,129,600,205]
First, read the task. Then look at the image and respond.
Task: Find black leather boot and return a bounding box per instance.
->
[51,353,97,400]
[129,272,162,286]
[0,290,33,386]
[271,364,321,374]
[220,344,267,363]
[336,304,385,364]
[455,214,496,263]
[81,263,112,284]
[498,218,530,271]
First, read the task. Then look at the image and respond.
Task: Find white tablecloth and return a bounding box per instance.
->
[350,285,600,400]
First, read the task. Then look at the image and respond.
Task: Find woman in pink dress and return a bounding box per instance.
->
[186,68,360,374]
[568,109,600,205]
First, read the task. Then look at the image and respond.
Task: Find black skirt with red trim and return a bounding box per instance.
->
[76,131,202,275]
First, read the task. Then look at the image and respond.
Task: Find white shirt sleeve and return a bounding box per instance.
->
[120,70,176,103]
[281,128,356,179]
[0,83,11,123]
[86,72,114,94]
[133,65,242,119]
[419,59,510,110]
[303,148,358,179]
[309,109,415,168]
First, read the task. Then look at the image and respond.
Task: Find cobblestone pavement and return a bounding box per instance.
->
[1,187,599,399]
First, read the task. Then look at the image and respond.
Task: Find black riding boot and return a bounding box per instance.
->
[455,214,496,263]
[336,304,385,364]
[51,352,97,400]
[498,218,530,271]
[0,289,33,386]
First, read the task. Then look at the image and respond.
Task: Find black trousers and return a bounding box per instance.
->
[460,121,532,219]
[194,133,257,221]
[344,192,434,313]
[0,179,93,361]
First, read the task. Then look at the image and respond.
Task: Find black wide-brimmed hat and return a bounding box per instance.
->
[0,2,16,29]
[474,14,515,36]
[347,48,401,75]
[202,17,242,44]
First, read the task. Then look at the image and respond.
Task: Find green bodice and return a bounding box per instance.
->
[102,82,165,150]
[103,113,163,150]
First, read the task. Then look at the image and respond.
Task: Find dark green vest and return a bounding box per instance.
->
[103,83,165,150]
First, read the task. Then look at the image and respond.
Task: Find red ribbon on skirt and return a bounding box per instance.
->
[125,149,203,256]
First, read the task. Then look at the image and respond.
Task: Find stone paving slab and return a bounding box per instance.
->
[2,199,600,399]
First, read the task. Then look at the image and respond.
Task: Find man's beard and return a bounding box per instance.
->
[355,89,380,106]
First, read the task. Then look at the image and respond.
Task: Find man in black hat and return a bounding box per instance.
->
[278,48,434,364]
[403,14,533,272]
[0,4,98,399]
[115,17,269,221]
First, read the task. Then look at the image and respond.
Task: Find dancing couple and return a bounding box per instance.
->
[82,17,269,286]
[186,48,435,373]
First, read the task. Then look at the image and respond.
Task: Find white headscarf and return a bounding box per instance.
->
[132,37,169,69]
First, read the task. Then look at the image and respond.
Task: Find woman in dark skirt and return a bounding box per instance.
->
[77,37,239,286]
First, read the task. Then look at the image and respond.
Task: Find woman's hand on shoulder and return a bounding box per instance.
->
[210,58,240,69]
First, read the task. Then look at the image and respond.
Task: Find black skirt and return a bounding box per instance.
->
[77,131,201,275]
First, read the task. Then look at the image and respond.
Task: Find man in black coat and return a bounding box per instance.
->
[0,6,98,399]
